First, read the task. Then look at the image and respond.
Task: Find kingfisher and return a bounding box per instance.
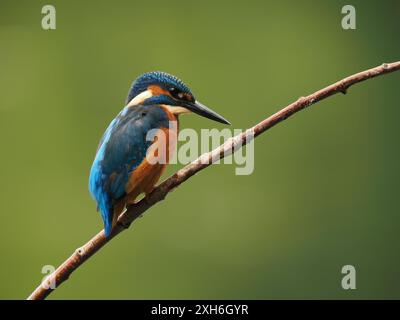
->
[89,71,230,237]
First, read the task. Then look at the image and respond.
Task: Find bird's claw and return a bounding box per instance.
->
[119,220,132,230]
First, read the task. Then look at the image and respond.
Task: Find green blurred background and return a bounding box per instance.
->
[0,0,399,299]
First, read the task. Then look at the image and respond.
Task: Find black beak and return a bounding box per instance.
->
[183,100,231,125]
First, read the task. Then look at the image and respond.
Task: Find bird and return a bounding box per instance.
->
[89,71,230,237]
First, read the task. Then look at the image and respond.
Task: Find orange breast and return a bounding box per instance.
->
[124,116,178,204]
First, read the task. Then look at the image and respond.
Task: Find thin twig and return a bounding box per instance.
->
[27,61,400,300]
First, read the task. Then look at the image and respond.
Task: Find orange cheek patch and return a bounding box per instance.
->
[183,93,194,102]
[148,85,171,97]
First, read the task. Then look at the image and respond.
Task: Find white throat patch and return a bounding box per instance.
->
[126,89,153,108]
[161,105,191,115]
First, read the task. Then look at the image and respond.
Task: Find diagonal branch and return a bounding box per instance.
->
[27,61,400,300]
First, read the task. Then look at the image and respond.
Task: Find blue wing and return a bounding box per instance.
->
[89,105,169,236]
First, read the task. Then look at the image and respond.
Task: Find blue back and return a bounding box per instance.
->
[89,105,170,236]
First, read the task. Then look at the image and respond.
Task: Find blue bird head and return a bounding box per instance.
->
[125,71,230,125]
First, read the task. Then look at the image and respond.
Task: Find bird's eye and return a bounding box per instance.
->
[168,87,184,100]
[141,112,147,117]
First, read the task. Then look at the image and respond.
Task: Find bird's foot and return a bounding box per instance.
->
[118,220,132,230]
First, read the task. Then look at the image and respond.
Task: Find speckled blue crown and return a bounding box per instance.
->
[126,71,192,104]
